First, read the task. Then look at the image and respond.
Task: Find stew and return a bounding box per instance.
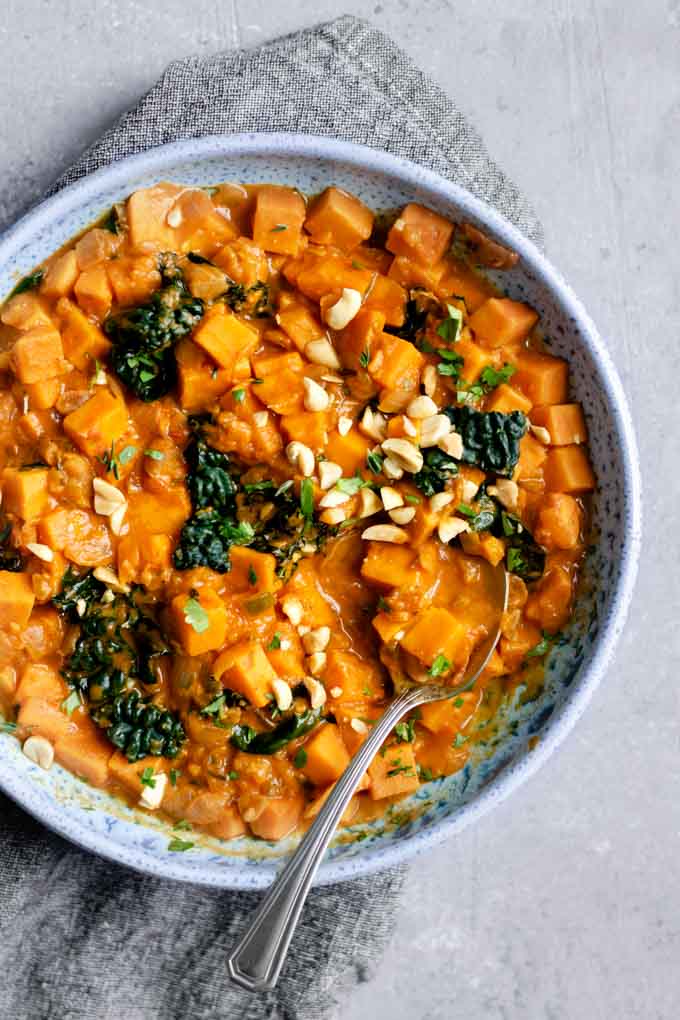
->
[0,181,595,845]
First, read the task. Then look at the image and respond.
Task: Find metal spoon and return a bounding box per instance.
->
[228,562,509,992]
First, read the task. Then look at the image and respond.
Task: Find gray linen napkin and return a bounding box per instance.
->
[0,15,542,1020]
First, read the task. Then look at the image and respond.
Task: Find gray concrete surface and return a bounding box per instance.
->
[0,2,676,1017]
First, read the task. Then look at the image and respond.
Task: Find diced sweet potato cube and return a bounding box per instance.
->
[24,378,60,410]
[368,333,424,391]
[254,353,305,416]
[75,228,119,269]
[281,411,329,452]
[386,203,454,266]
[279,559,336,627]
[11,326,65,384]
[513,350,568,405]
[362,275,407,327]
[252,185,306,256]
[459,530,505,567]
[126,182,185,250]
[525,563,574,632]
[126,489,190,536]
[15,663,66,706]
[294,254,373,302]
[209,805,248,841]
[324,649,385,703]
[368,742,419,799]
[227,546,279,595]
[38,508,112,567]
[1,291,54,330]
[192,305,259,373]
[56,297,111,371]
[372,612,406,644]
[213,237,269,287]
[544,446,595,493]
[485,382,533,414]
[242,793,303,840]
[108,752,165,794]
[2,467,49,520]
[264,623,306,679]
[302,723,351,786]
[0,571,35,627]
[169,587,229,656]
[213,640,277,707]
[469,298,538,349]
[171,188,237,255]
[117,532,172,588]
[304,187,374,251]
[400,607,471,671]
[324,426,373,476]
[387,254,447,292]
[63,388,128,458]
[41,250,79,299]
[17,697,75,743]
[534,493,582,550]
[531,403,587,446]
[303,786,362,825]
[514,433,548,488]
[183,262,230,302]
[361,543,417,590]
[176,338,233,412]
[276,297,325,353]
[107,254,161,307]
[74,266,112,320]
[419,690,482,736]
[55,724,113,788]
[456,336,497,382]
[335,308,386,372]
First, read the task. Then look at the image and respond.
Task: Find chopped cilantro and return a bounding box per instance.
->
[119,445,138,465]
[436,303,464,344]
[376,596,391,613]
[395,720,416,743]
[452,733,467,748]
[300,477,314,518]
[366,450,384,474]
[418,765,434,781]
[293,748,308,768]
[183,596,209,634]
[404,494,421,504]
[478,363,516,390]
[335,473,368,496]
[173,819,192,831]
[232,387,245,403]
[169,769,180,786]
[359,349,370,369]
[143,448,164,461]
[267,632,282,651]
[168,838,194,852]
[428,654,451,677]
[140,767,156,788]
[60,690,81,717]
[0,721,17,734]
[201,694,226,717]
[270,224,288,232]
[247,565,258,586]
[228,770,239,781]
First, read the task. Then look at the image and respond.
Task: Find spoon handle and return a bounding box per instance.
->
[227,685,426,992]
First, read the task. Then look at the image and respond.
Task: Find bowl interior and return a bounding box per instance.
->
[0,135,640,888]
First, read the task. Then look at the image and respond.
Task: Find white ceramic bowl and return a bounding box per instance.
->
[0,134,641,889]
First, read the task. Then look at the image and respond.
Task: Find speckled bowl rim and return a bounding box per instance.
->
[0,133,641,889]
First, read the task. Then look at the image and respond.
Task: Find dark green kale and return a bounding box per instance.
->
[184,435,237,511]
[248,481,330,581]
[444,405,527,477]
[173,509,255,573]
[412,448,459,496]
[104,264,204,402]
[230,709,322,754]
[0,521,24,572]
[52,565,105,618]
[9,269,44,298]
[92,690,185,761]
[54,571,184,761]
[384,297,427,342]
[497,510,546,582]
[224,280,272,318]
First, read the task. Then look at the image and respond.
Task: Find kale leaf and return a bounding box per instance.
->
[185,435,237,511]
[173,509,254,573]
[497,510,546,582]
[9,269,44,298]
[52,565,105,618]
[92,689,185,761]
[384,297,427,342]
[104,273,204,402]
[412,447,459,496]
[0,521,24,572]
[444,405,527,477]
[230,709,322,754]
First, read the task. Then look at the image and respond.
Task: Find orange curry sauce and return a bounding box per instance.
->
[0,182,594,844]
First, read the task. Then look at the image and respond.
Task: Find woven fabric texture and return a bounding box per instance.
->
[2,15,541,1020]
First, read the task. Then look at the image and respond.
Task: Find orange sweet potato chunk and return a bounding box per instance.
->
[400,607,472,671]
[74,266,112,320]
[368,333,424,391]
[242,793,303,841]
[304,187,374,251]
[107,254,162,307]
[192,305,258,372]
[56,297,111,371]
[41,251,79,299]
[544,446,596,493]
[14,663,66,706]
[126,182,185,250]
[252,185,306,256]
[361,542,417,591]
[530,403,587,446]
[485,382,533,415]
[38,509,112,567]
[335,308,386,372]
[55,724,113,788]
[469,298,538,349]
[0,572,36,627]
[386,203,454,266]
[227,546,279,595]
[213,640,277,708]
[63,388,128,458]
[513,349,568,405]
[11,326,65,384]
[533,493,582,550]
[324,426,373,476]
[301,723,351,786]
[17,698,75,743]
[324,649,385,704]
[2,467,49,520]
[362,275,406,327]
[169,588,229,656]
